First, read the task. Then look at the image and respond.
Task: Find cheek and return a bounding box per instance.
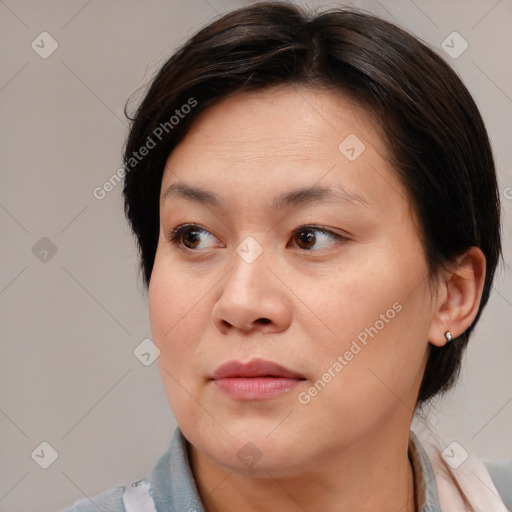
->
[148,262,177,343]
[300,244,431,395]
[297,261,404,353]
[148,255,202,364]
[148,256,208,423]
[149,250,208,335]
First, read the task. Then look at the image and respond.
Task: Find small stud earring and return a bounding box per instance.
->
[444,331,454,343]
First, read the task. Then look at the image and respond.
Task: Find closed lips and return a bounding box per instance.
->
[211,358,305,380]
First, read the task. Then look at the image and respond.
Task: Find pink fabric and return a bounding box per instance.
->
[421,433,508,512]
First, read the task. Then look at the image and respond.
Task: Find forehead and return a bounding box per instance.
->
[161,86,405,211]
[173,86,385,157]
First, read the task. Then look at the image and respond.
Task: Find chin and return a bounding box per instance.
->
[182,417,306,471]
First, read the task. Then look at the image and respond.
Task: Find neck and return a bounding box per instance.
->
[188,425,417,512]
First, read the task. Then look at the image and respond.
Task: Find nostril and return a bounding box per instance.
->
[257,318,271,325]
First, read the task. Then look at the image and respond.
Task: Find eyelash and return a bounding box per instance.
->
[165,223,348,252]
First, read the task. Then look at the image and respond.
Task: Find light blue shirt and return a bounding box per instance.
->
[63,427,511,511]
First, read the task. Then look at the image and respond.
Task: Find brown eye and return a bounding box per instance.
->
[294,229,317,250]
[291,226,346,251]
[167,224,219,250]
[180,227,202,249]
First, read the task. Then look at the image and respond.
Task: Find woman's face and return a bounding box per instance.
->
[149,86,437,475]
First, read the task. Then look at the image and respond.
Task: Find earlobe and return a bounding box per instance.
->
[428,247,486,347]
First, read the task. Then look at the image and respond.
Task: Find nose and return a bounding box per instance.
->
[211,246,292,335]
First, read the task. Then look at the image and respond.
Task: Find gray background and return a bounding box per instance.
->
[1,0,511,510]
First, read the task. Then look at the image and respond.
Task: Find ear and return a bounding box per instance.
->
[428,247,486,347]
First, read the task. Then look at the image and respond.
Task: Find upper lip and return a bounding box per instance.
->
[212,358,305,380]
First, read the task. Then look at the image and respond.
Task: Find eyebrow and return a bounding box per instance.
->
[163,182,370,210]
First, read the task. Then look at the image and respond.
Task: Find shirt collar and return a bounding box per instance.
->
[147,427,442,512]
[408,429,442,512]
[147,426,205,511]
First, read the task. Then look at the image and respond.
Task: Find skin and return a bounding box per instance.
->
[148,85,486,512]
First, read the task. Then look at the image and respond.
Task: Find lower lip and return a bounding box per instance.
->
[213,377,304,400]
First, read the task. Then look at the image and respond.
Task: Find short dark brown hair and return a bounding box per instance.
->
[123,2,502,405]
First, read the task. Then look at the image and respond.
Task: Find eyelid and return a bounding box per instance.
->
[289,225,349,251]
[166,223,349,251]
[291,224,349,240]
[165,223,221,248]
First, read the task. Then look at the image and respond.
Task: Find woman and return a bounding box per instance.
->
[64,3,510,511]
